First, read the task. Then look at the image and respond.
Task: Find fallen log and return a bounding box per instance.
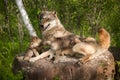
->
[12,50,115,80]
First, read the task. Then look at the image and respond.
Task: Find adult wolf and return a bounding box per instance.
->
[29,11,110,64]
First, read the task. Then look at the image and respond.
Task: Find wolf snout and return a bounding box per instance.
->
[40,24,44,28]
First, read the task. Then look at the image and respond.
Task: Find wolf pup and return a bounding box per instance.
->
[24,37,42,60]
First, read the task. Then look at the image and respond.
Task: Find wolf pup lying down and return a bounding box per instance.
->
[29,11,110,64]
[24,37,42,60]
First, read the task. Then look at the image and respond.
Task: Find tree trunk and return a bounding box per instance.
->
[15,0,37,37]
[12,50,115,80]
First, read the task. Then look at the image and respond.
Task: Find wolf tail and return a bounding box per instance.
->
[98,28,110,49]
[82,28,111,63]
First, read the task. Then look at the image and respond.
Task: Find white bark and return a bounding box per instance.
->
[15,0,37,37]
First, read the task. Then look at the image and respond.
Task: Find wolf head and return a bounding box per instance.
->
[30,37,42,48]
[39,11,62,31]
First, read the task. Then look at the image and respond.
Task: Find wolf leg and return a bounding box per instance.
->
[24,49,34,61]
[29,49,53,62]
[53,50,61,64]
[32,49,39,56]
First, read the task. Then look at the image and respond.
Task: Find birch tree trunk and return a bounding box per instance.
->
[15,0,37,37]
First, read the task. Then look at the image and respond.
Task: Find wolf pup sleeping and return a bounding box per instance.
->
[29,11,110,64]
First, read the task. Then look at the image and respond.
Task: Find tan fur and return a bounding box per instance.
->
[24,37,42,60]
[29,11,110,64]
[53,28,110,63]
[73,28,110,63]
[98,28,110,49]
[29,11,81,62]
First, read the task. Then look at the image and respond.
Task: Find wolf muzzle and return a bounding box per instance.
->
[40,24,50,30]
[40,24,44,28]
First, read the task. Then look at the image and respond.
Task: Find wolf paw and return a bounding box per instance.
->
[23,56,30,61]
[29,57,38,63]
[80,58,91,64]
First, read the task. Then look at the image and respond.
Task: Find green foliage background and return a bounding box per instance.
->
[0,0,120,80]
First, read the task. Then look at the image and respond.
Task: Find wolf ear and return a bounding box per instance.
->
[52,11,57,17]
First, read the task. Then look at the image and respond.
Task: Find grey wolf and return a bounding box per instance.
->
[29,11,110,64]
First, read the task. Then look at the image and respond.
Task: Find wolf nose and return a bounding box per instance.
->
[40,25,44,28]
